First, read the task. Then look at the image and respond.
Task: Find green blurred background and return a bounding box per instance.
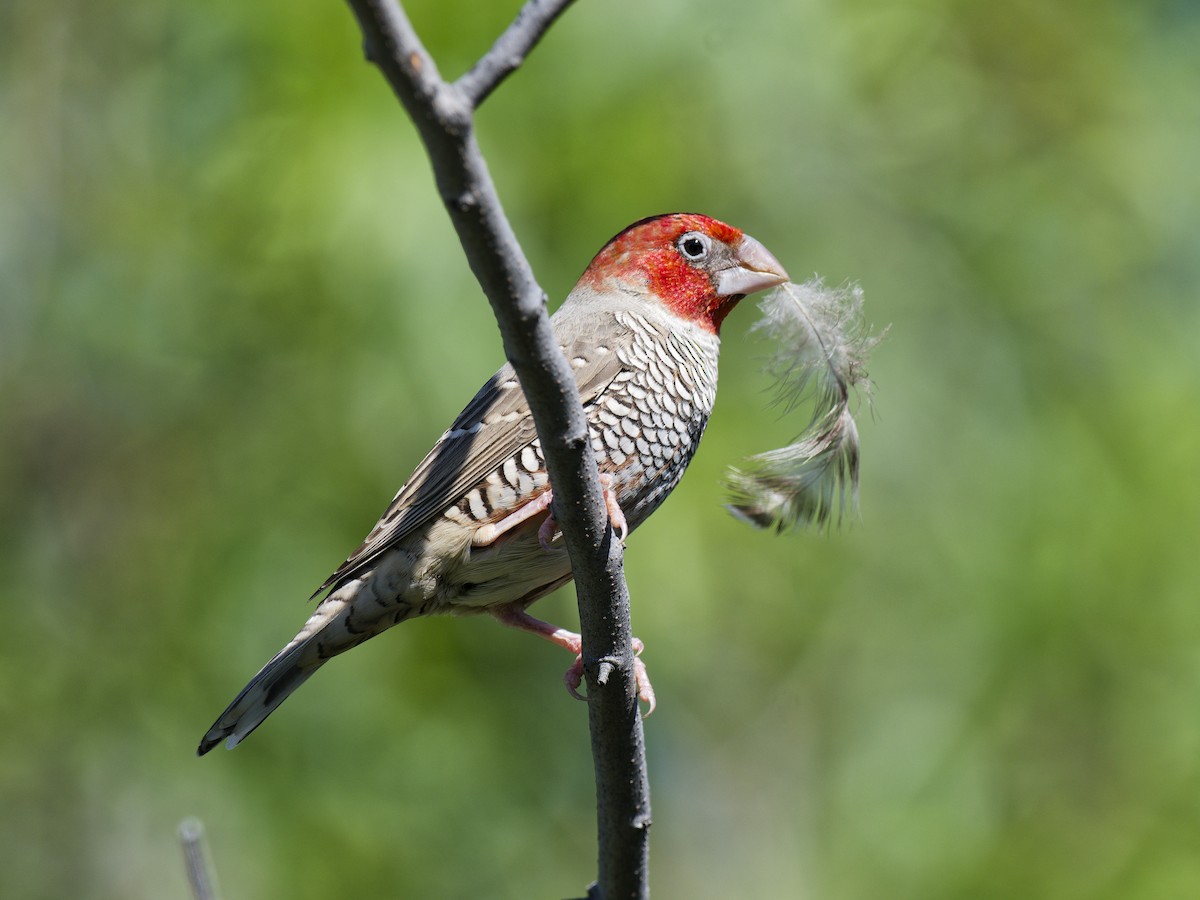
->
[3,0,1199,897]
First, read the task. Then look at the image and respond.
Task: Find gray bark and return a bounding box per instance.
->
[343,2,650,896]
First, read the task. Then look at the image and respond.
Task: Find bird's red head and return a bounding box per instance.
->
[579,213,789,333]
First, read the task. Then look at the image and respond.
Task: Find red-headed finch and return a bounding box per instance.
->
[198,213,787,755]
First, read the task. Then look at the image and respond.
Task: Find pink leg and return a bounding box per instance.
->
[492,606,656,714]
[472,490,555,547]
[535,474,628,551]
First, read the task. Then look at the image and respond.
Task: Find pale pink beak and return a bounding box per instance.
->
[716,234,789,297]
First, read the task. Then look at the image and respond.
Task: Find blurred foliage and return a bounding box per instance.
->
[2,0,1199,897]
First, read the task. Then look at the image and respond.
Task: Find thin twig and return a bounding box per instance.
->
[179,818,221,900]
[343,1,650,896]
[456,0,579,107]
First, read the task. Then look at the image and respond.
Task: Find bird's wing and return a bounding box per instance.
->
[314,324,628,596]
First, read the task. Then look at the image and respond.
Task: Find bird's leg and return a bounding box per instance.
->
[471,489,556,547]
[535,473,629,551]
[491,606,656,714]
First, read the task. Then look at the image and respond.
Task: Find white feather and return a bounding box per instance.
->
[725,279,885,531]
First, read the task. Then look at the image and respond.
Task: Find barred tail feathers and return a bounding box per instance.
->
[196,586,410,755]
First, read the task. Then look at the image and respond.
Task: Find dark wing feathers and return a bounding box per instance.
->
[314,330,627,596]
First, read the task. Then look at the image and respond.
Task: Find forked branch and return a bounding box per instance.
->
[343,2,650,896]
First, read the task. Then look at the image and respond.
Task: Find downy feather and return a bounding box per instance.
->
[725,279,885,531]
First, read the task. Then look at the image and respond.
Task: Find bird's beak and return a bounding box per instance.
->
[716,234,790,297]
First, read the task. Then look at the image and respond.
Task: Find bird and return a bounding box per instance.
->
[197,213,788,755]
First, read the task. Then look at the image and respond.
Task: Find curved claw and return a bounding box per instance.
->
[562,642,655,716]
[538,476,627,549]
[538,512,559,551]
[564,655,587,702]
[492,607,653,714]
[633,656,656,716]
[597,473,628,544]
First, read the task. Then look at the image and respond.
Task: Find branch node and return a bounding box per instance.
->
[432,85,473,133]
[445,188,481,214]
[596,658,616,686]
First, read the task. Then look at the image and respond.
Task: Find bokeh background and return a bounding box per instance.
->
[3,0,1199,897]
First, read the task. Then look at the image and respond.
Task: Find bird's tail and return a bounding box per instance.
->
[197,585,409,755]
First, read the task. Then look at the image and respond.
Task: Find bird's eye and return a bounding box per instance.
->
[678,232,710,261]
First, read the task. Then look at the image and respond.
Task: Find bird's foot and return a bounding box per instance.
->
[536,474,628,551]
[598,473,629,544]
[536,509,558,551]
[493,607,655,715]
[563,636,655,715]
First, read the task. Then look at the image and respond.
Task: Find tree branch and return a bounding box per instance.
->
[178,818,221,900]
[344,1,650,896]
[456,0,578,107]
